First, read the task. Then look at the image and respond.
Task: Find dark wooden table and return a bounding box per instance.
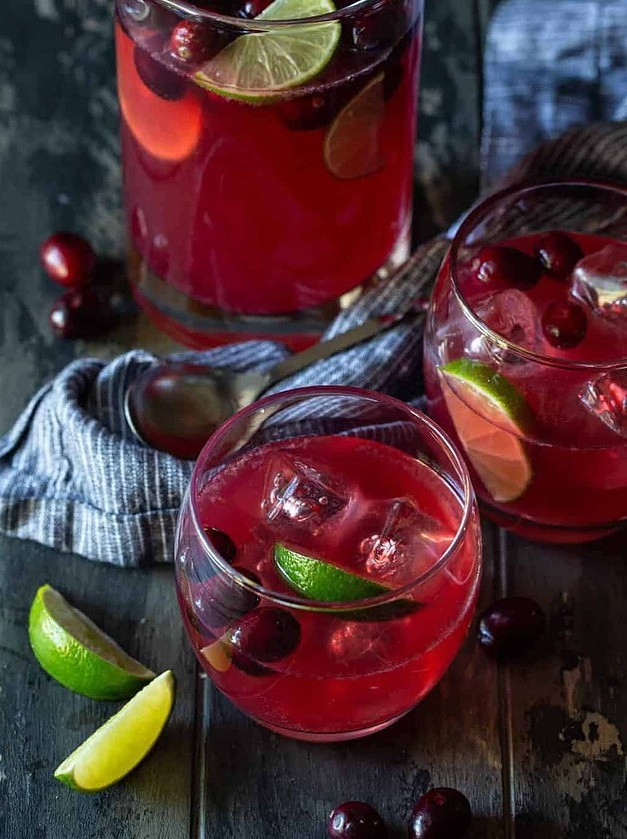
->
[1,1,626,837]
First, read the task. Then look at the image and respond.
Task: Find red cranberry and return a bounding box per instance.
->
[49,286,116,340]
[328,802,387,838]
[541,300,587,349]
[134,43,187,100]
[408,788,471,839]
[170,20,216,63]
[536,230,583,279]
[203,527,237,563]
[228,606,301,662]
[40,232,96,287]
[478,597,545,658]
[470,245,541,291]
[194,567,261,631]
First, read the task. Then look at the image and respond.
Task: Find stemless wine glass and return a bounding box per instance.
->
[115,0,423,349]
[174,386,481,741]
[424,180,627,544]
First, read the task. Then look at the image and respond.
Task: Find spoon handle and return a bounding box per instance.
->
[266,305,425,388]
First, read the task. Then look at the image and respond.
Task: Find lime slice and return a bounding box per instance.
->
[194,0,340,102]
[29,584,155,700]
[324,73,386,179]
[275,543,389,601]
[54,671,175,792]
[439,358,532,503]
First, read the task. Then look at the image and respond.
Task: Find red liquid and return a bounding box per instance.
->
[424,231,627,543]
[115,1,421,347]
[175,435,481,740]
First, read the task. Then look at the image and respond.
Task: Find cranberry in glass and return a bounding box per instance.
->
[170,20,216,63]
[203,527,237,563]
[228,606,301,662]
[328,801,387,838]
[194,567,261,630]
[478,597,545,658]
[40,232,96,287]
[134,43,187,100]
[49,286,116,340]
[536,230,583,279]
[471,245,541,291]
[408,788,471,839]
[541,300,587,349]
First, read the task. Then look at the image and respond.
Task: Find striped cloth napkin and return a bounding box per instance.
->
[1,1,626,565]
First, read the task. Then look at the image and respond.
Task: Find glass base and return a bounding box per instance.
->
[482,501,624,545]
[127,230,410,351]
[250,707,413,742]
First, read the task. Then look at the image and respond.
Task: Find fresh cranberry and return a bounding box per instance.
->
[203,527,237,563]
[470,245,541,291]
[541,300,588,349]
[49,286,116,340]
[237,0,271,17]
[536,231,583,280]
[408,788,471,838]
[134,43,187,100]
[328,801,387,838]
[228,606,301,662]
[478,597,545,658]
[40,232,96,287]
[170,20,216,63]
[193,567,261,630]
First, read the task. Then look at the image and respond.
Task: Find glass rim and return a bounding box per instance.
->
[149,0,382,30]
[188,385,477,612]
[449,177,627,372]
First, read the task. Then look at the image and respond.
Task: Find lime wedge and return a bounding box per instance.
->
[29,584,155,700]
[275,543,390,601]
[324,73,386,179]
[194,0,340,102]
[54,671,175,792]
[439,358,532,503]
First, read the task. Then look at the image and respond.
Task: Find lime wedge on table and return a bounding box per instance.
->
[29,584,155,700]
[439,358,532,503]
[324,73,386,179]
[54,671,175,792]
[194,0,341,102]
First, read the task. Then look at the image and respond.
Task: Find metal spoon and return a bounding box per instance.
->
[124,305,425,459]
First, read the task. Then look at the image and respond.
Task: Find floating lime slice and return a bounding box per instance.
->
[29,585,155,700]
[439,358,532,503]
[54,671,175,792]
[324,73,386,179]
[195,0,340,102]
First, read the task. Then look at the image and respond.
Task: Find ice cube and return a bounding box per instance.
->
[473,289,543,363]
[262,451,349,532]
[353,497,452,583]
[580,371,627,437]
[328,622,392,664]
[571,244,627,316]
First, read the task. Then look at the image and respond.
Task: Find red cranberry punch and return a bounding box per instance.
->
[174,387,481,740]
[423,181,627,544]
[115,0,423,348]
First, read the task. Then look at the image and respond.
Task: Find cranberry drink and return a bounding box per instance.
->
[115,0,422,348]
[175,400,481,741]
[425,218,627,543]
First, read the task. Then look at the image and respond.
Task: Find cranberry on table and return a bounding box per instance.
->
[49,286,116,340]
[170,20,216,63]
[470,245,541,291]
[408,788,471,839]
[536,230,583,279]
[203,526,237,563]
[134,43,187,100]
[478,596,545,658]
[40,232,96,287]
[541,300,588,349]
[328,801,387,838]
[228,606,301,662]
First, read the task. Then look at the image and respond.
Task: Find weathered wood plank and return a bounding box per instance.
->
[0,536,196,839]
[195,522,505,839]
[501,532,627,838]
